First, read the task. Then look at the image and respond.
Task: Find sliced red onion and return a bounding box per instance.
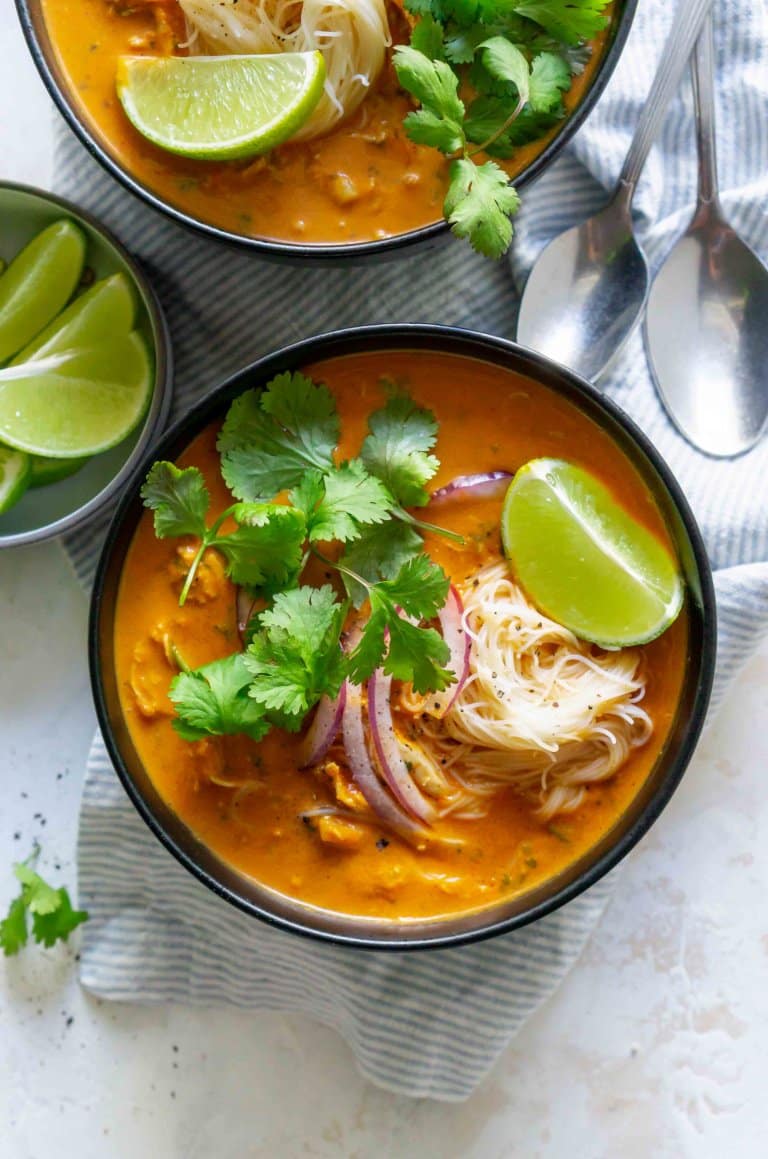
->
[298,688,346,769]
[429,471,512,505]
[429,585,471,718]
[236,587,256,641]
[367,669,435,824]
[341,681,431,847]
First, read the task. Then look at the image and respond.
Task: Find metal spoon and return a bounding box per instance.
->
[515,0,713,381]
[644,13,768,457]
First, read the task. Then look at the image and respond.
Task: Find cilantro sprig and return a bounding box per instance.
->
[394,0,611,257]
[1,850,88,956]
[143,372,464,743]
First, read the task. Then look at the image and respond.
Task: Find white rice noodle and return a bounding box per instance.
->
[400,560,653,818]
[179,0,391,140]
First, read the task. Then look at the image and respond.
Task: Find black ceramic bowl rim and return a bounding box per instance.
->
[89,325,717,951]
[17,0,637,262]
[0,180,173,548]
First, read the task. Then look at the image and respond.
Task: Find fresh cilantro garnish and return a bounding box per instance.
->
[291,461,393,544]
[341,520,424,605]
[361,394,439,508]
[395,0,610,256]
[245,586,348,721]
[1,852,88,956]
[141,461,210,540]
[170,653,271,742]
[219,373,339,500]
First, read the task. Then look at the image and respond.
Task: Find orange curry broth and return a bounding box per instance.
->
[42,0,612,244]
[114,350,688,920]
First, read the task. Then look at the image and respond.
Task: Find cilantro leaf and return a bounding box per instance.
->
[464,97,563,156]
[511,0,610,46]
[0,894,28,955]
[170,653,270,742]
[479,37,530,107]
[1,858,88,956]
[245,586,348,719]
[291,462,393,544]
[445,157,521,257]
[411,13,446,59]
[529,51,571,111]
[141,462,210,540]
[218,373,340,500]
[393,46,465,128]
[347,555,453,691]
[216,503,306,590]
[361,394,439,507]
[404,109,466,154]
[342,521,424,606]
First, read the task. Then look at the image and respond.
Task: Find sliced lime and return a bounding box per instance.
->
[0,446,32,514]
[0,220,86,363]
[29,454,90,488]
[500,458,684,647]
[116,52,326,161]
[0,333,153,458]
[13,273,136,363]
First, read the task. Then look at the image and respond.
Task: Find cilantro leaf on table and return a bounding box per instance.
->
[291,462,393,544]
[170,653,270,742]
[341,521,424,606]
[141,462,209,540]
[216,503,306,590]
[445,158,521,257]
[361,394,439,507]
[347,555,453,691]
[1,855,88,956]
[245,586,348,720]
[218,373,339,500]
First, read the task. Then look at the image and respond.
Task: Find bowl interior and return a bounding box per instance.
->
[91,327,716,950]
[0,183,170,545]
[18,0,637,258]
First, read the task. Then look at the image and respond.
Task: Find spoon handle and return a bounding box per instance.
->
[692,10,720,207]
[616,0,713,204]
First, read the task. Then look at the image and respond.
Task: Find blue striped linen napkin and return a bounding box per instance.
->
[54,0,767,1101]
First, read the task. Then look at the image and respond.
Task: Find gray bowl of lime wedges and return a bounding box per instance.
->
[0,182,171,548]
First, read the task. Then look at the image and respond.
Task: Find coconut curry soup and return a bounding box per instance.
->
[41,0,615,251]
[113,349,688,923]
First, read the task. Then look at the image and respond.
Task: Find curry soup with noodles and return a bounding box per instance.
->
[41,0,613,246]
[114,350,688,921]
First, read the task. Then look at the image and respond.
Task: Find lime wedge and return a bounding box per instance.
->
[500,459,684,647]
[0,446,32,514]
[0,333,153,458]
[116,52,326,160]
[13,273,136,364]
[0,220,86,363]
[30,454,90,488]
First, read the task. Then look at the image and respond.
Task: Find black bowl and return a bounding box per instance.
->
[18,0,637,263]
[90,325,716,950]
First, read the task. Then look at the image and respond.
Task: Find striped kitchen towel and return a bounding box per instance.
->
[54,0,767,1101]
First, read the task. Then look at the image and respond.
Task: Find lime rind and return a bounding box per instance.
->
[29,455,91,489]
[116,52,327,161]
[0,446,32,514]
[13,273,137,364]
[501,458,684,648]
[0,220,86,363]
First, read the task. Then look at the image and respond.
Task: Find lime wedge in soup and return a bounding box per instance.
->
[116,52,327,160]
[13,272,136,363]
[0,220,86,362]
[0,332,153,458]
[500,458,684,647]
[0,446,32,515]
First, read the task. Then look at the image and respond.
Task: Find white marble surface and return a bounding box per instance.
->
[1,9,767,1156]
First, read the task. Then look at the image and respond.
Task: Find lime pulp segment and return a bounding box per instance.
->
[500,458,684,647]
[13,273,137,364]
[116,52,327,160]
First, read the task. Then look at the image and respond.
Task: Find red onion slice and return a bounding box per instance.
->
[341,681,431,847]
[298,688,346,769]
[429,471,512,505]
[236,587,256,641]
[429,585,471,718]
[367,669,435,824]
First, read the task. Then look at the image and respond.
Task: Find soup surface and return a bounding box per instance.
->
[114,350,688,921]
[41,0,613,245]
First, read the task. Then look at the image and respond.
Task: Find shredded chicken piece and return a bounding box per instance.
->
[318,760,368,813]
[315,815,366,849]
